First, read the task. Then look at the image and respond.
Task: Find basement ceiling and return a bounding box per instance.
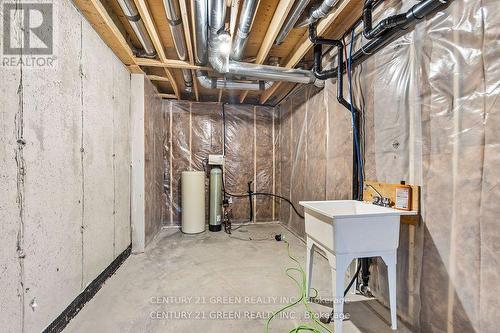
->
[74,0,363,106]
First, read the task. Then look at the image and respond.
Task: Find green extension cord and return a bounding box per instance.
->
[265,240,333,333]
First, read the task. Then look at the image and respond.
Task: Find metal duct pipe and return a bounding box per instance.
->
[274,0,312,45]
[192,0,208,65]
[227,61,321,86]
[116,0,156,57]
[231,0,260,60]
[163,0,187,59]
[202,0,323,87]
[196,70,273,90]
[296,0,340,28]
[163,0,192,92]
[209,0,226,35]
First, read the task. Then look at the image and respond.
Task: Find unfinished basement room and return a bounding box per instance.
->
[1,0,498,332]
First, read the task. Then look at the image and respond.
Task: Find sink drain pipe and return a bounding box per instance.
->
[309,24,363,202]
[309,25,367,302]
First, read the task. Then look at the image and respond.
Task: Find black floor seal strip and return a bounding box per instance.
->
[42,244,132,333]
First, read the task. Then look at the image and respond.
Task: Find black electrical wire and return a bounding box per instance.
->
[223,189,304,219]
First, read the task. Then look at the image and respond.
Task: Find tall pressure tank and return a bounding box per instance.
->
[181,171,205,234]
[209,167,222,232]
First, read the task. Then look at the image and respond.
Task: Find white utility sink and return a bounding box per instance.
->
[299,200,417,333]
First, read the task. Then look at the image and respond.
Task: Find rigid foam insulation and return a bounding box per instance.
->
[278,0,499,331]
[162,101,279,225]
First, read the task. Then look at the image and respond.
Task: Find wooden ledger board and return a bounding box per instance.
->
[362,180,420,226]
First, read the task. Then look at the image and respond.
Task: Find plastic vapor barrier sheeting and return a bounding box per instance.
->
[278,0,499,331]
[162,101,279,225]
[144,78,164,243]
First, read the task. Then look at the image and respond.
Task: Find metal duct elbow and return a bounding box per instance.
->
[209,32,231,73]
[296,0,340,28]
[206,0,322,88]
[116,0,156,57]
[192,0,208,65]
[196,70,273,90]
[231,0,260,60]
[274,0,311,45]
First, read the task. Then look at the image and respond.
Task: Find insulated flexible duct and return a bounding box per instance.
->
[116,0,156,57]
[192,0,272,90]
[296,0,341,28]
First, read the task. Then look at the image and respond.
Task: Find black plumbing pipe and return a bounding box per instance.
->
[311,28,365,310]
[310,24,368,298]
[247,181,253,222]
[315,0,449,79]
[363,0,407,40]
[309,24,362,200]
[309,0,448,296]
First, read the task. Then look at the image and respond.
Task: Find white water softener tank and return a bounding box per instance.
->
[181,171,206,234]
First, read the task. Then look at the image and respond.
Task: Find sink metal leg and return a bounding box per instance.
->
[382,252,398,330]
[305,237,315,300]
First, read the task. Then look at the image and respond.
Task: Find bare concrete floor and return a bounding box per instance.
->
[65,224,412,332]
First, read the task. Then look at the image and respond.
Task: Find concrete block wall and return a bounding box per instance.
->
[0,0,131,331]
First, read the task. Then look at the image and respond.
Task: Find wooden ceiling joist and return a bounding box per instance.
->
[148,75,170,82]
[73,0,138,68]
[135,58,210,70]
[239,0,295,103]
[72,0,363,105]
[132,0,180,99]
[158,93,177,99]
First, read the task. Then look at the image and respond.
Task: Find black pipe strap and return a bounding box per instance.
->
[167,18,183,26]
[125,14,141,22]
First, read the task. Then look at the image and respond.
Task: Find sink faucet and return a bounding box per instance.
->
[364,183,391,207]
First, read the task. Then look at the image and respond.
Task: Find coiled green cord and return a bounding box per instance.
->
[265,241,333,333]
